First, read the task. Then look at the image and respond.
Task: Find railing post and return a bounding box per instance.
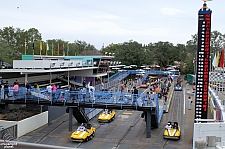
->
[146,110,151,138]
[69,107,73,132]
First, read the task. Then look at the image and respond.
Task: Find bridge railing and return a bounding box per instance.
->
[2,88,159,108]
[208,87,224,121]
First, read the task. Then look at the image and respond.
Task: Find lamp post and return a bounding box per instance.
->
[68,62,73,86]
[50,62,55,84]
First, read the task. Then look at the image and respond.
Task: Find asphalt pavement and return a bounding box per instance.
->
[6,80,195,149]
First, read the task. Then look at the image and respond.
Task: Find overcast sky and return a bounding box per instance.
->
[0,0,224,49]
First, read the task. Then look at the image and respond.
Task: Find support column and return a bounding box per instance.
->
[68,70,70,86]
[24,74,28,85]
[50,72,52,84]
[93,77,95,86]
[69,107,73,132]
[146,110,151,138]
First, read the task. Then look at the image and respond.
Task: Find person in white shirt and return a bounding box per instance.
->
[77,123,86,131]
[87,82,95,93]
[188,96,192,110]
[104,109,108,114]
[46,84,52,100]
[101,82,105,91]
[165,122,172,129]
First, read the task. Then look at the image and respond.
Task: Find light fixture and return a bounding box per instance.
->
[50,62,55,68]
[68,62,73,67]
[119,62,121,64]
[60,62,65,66]
[88,61,92,65]
[76,62,80,67]
[112,53,115,55]
[93,61,97,65]
[109,52,111,55]
[105,52,108,55]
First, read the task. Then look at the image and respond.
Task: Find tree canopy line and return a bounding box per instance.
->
[0,26,225,74]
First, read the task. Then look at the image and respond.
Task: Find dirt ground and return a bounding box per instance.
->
[0,114,4,119]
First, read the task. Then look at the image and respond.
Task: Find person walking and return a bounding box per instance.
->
[188,96,192,110]
[132,86,138,106]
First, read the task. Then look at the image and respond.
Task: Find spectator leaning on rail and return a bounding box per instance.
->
[25,81,32,95]
[83,80,86,88]
[13,82,19,99]
[46,83,52,100]
[4,81,9,99]
[132,86,138,106]
[52,84,57,100]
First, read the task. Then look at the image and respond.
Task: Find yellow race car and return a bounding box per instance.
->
[163,122,181,140]
[71,123,96,142]
[98,110,116,122]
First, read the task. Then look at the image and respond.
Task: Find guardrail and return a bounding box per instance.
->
[164,82,174,113]
[2,88,159,109]
[208,87,224,121]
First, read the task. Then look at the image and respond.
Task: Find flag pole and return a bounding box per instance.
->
[32,39,34,55]
[24,38,26,55]
[52,42,54,56]
[46,42,48,56]
[40,41,42,55]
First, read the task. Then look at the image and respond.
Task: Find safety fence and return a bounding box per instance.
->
[208,87,224,121]
[2,88,160,109]
[0,125,17,141]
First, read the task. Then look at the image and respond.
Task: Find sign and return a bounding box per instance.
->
[195,5,212,120]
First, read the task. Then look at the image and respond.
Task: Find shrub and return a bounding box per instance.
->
[2,106,41,121]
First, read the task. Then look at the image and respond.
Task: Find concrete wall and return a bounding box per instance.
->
[48,106,67,123]
[0,120,17,128]
[193,123,225,148]
[0,111,48,138]
[17,111,48,137]
[13,60,82,69]
[69,69,93,76]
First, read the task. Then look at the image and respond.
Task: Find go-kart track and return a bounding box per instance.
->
[14,82,194,149]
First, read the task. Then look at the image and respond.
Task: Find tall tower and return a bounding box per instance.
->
[195,0,212,120]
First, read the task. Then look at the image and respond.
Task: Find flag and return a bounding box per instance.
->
[46,42,49,51]
[193,58,197,63]
[67,44,70,51]
[219,49,224,69]
[40,41,42,51]
[63,44,66,51]
[58,44,60,52]
[24,38,28,50]
[24,38,28,55]
[51,42,54,56]
[212,53,217,68]
[32,40,34,50]
[32,39,35,55]
[216,51,221,67]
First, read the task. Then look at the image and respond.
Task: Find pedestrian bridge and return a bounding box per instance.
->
[0,70,174,138]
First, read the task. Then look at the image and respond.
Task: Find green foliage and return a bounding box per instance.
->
[0,26,225,74]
